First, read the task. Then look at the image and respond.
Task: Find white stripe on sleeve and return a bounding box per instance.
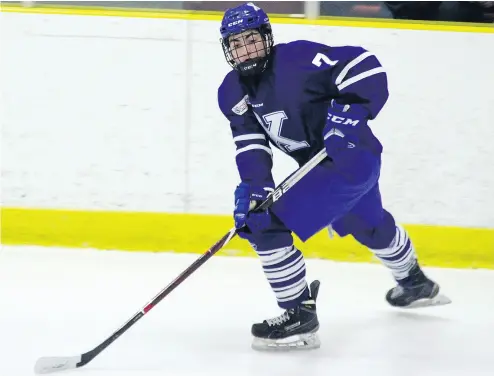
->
[335,51,373,85]
[337,67,386,91]
[235,144,273,157]
[233,133,266,142]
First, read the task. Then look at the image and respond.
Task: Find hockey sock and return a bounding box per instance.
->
[369,224,418,281]
[256,244,309,309]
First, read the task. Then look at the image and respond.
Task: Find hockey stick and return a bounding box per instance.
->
[34,148,328,374]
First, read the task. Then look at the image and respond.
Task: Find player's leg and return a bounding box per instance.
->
[332,183,451,308]
[240,215,321,351]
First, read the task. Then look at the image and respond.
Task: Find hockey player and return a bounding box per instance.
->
[217,2,450,351]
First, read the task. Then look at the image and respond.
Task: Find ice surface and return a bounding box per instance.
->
[1,245,493,376]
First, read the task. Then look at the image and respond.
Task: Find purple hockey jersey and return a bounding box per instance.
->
[218,40,389,189]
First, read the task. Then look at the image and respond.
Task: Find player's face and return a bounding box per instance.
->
[228,30,266,64]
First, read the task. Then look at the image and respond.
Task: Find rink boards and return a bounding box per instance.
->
[1,5,493,269]
[2,207,493,269]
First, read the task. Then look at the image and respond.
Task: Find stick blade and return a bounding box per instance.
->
[34,355,82,374]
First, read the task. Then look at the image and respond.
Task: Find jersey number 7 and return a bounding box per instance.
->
[312,52,338,67]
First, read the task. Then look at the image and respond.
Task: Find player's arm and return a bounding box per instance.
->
[330,46,389,119]
[218,89,274,188]
[290,41,388,119]
[300,42,389,158]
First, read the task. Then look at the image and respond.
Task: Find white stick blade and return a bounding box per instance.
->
[34,355,81,374]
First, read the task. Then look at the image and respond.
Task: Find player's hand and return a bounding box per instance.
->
[234,182,274,237]
[323,100,368,162]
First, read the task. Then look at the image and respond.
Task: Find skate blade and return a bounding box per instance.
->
[402,293,452,309]
[251,332,320,352]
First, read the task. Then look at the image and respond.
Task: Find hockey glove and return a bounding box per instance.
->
[234,182,274,237]
[323,100,369,163]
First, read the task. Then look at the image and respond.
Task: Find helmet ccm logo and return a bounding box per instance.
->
[228,19,244,27]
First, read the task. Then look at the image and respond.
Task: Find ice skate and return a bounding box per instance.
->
[251,280,321,351]
[386,262,451,308]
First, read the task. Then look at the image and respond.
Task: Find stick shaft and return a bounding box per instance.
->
[76,149,328,368]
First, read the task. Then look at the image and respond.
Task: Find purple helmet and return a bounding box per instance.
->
[219,2,274,76]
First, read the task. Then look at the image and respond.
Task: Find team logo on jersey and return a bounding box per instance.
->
[232,95,249,115]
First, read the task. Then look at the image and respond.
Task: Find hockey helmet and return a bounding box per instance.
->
[220,2,274,76]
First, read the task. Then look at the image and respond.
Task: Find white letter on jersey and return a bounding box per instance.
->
[312,52,338,67]
[254,111,309,153]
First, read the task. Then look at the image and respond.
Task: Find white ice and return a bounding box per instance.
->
[1,245,493,376]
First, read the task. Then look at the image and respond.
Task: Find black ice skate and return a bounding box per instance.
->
[251,280,321,351]
[386,262,451,308]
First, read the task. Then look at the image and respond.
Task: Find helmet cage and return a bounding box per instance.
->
[220,24,274,76]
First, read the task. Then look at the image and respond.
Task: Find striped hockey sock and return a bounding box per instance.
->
[256,244,309,309]
[370,224,418,281]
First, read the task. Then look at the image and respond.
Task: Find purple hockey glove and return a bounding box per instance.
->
[323,100,369,163]
[234,182,274,238]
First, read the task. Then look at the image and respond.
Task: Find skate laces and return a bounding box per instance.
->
[266,310,291,327]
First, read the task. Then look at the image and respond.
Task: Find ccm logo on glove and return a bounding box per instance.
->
[327,115,360,126]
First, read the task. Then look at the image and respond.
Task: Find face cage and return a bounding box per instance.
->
[221,27,274,75]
